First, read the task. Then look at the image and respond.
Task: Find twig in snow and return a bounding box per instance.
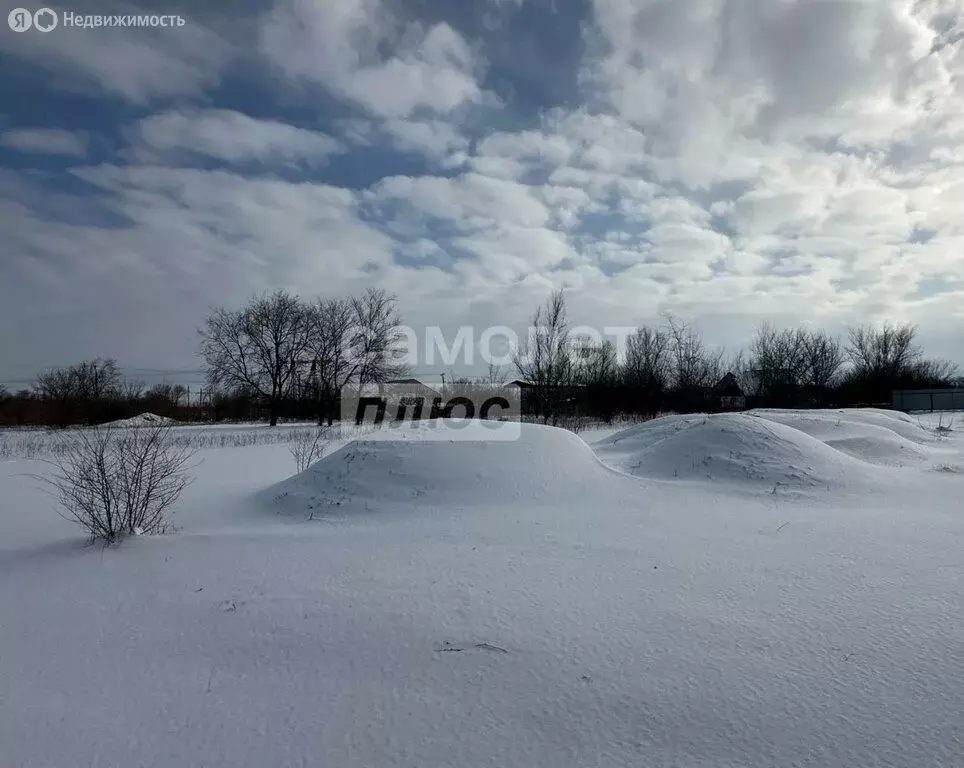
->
[475,642,508,654]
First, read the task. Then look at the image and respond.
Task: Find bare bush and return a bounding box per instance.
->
[41,423,197,542]
[936,414,955,439]
[290,427,331,472]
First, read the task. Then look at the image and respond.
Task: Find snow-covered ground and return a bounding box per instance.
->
[2,409,963,767]
[0,421,367,460]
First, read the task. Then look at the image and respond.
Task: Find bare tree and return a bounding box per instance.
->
[41,423,196,542]
[143,383,189,418]
[72,358,123,401]
[847,323,921,379]
[306,297,358,426]
[513,289,573,424]
[574,339,619,421]
[802,330,844,389]
[33,366,75,424]
[623,326,670,391]
[34,358,122,402]
[748,323,809,397]
[485,362,508,386]
[574,340,618,387]
[199,290,311,426]
[350,288,409,389]
[912,358,960,387]
[34,358,123,426]
[727,348,754,394]
[146,383,188,408]
[665,314,723,392]
[120,378,146,401]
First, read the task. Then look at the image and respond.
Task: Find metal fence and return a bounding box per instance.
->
[892,388,964,412]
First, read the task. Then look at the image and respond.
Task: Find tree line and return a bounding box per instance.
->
[0,288,408,428]
[198,287,407,426]
[1,288,960,428]
[0,358,193,427]
[515,290,961,424]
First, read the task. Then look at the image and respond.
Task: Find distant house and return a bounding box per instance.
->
[504,379,536,391]
[383,378,442,400]
[709,372,746,411]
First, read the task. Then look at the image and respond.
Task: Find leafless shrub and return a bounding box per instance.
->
[40,423,197,542]
[290,427,331,472]
[936,414,955,438]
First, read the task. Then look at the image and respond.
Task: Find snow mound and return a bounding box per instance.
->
[265,419,625,514]
[594,412,878,492]
[750,408,938,466]
[102,412,175,427]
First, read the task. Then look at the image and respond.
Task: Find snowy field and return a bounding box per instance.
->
[2,409,963,767]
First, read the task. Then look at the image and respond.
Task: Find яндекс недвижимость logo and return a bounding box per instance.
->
[8,8,58,31]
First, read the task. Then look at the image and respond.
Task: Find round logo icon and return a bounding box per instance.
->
[7,7,33,31]
[33,8,58,32]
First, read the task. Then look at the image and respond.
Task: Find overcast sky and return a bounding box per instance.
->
[1,0,962,387]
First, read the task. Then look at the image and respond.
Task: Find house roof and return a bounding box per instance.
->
[384,378,441,396]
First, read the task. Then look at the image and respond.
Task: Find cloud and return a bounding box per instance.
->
[0,164,399,372]
[380,119,469,165]
[3,0,964,378]
[367,172,553,231]
[579,0,961,186]
[1,129,88,157]
[259,0,489,118]
[130,109,343,166]
[3,11,231,103]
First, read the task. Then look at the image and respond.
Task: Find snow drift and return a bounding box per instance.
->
[750,408,944,466]
[593,411,890,492]
[265,419,632,515]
